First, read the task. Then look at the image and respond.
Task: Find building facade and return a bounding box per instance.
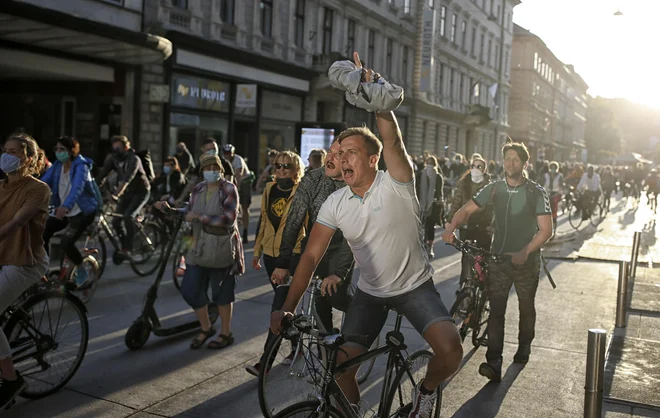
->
[0,0,172,166]
[509,24,588,163]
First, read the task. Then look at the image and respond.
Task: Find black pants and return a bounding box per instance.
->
[261,254,301,363]
[44,212,96,266]
[113,190,150,250]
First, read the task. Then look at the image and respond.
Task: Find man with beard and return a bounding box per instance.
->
[271,53,462,418]
[443,142,552,382]
[269,140,354,344]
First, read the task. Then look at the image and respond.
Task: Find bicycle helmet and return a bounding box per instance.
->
[222,144,235,154]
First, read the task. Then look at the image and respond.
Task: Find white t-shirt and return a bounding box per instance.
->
[316,170,433,297]
[578,173,601,192]
[231,155,248,181]
[59,166,82,217]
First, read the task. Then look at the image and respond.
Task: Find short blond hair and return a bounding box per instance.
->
[275,151,305,184]
[337,126,383,156]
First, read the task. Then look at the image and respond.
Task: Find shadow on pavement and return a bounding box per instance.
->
[451,363,525,418]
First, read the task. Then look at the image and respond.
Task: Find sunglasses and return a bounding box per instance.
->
[471,164,485,170]
[275,163,292,170]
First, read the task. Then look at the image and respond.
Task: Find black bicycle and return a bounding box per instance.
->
[0,278,88,407]
[271,314,441,418]
[76,205,165,277]
[258,277,378,417]
[448,238,497,348]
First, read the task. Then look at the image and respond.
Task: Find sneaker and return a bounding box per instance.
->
[0,373,27,410]
[408,380,437,418]
[73,267,89,287]
[245,362,269,377]
[478,359,502,382]
[513,344,531,364]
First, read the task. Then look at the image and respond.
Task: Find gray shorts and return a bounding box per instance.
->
[342,279,452,349]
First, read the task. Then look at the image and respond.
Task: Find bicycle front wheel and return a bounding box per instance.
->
[259,333,327,418]
[5,290,89,399]
[382,350,441,418]
[471,289,489,348]
[130,222,166,276]
[272,400,343,418]
[568,206,583,229]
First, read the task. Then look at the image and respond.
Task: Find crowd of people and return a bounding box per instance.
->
[2,51,660,417]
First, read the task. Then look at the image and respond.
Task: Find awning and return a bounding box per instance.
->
[0,2,171,66]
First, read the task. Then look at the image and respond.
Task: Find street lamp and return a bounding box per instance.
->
[614,9,623,16]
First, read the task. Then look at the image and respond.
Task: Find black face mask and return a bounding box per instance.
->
[276,177,294,189]
[113,148,126,159]
[176,147,183,153]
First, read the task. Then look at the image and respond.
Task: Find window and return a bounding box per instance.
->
[479,33,485,62]
[504,50,509,74]
[471,27,476,56]
[322,7,333,54]
[438,64,445,97]
[169,0,188,9]
[450,14,457,43]
[220,0,234,24]
[459,73,465,104]
[367,29,375,67]
[294,0,305,48]
[439,6,446,37]
[449,69,455,100]
[487,39,492,67]
[471,77,477,103]
[347,19,356,56]
[386,38,393,76]
[461,21,467,49]
[260,0,273,38]
[402,45,409,83]
[403,0,412,14]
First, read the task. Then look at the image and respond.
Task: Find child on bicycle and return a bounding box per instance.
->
[0,133,50,409]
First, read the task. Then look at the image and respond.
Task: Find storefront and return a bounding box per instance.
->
[165,44,315,174]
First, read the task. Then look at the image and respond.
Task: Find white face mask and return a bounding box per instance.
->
[471,168,484,183]
[203,170,221,183]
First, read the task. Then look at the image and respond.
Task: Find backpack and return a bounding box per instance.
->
[137,149,155,182]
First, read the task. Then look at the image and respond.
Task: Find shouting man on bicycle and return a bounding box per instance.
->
[271,52,463,418]
[443,141,552,382]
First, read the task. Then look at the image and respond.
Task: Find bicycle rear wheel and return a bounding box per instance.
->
[5,291,88,399]
[77,231,106,279]
[382,350,440,418]
[568,206,583,229]
[130,222,165,276]
[272,400,343,418]
[259,333,327,418]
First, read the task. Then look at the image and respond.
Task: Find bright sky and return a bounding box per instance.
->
[513,0,660,109]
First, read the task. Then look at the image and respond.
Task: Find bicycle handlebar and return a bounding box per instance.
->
[281,314,371,348]
[446,236,503,261]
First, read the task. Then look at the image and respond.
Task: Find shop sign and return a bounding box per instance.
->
[236,84,257,108]
[261,90,302,122]
[171,75,230,112]
[419,9,436,93]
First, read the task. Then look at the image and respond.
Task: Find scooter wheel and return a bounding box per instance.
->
[208,303,219,325]
[125,319,152,350]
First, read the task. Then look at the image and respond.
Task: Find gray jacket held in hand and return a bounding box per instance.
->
[275,167,354,280]
[328,60,404,113]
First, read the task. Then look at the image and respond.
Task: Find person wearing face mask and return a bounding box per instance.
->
[543,161,564,231]
[98,135,151,259]
[154,156,187,204]
[41,137,100,287]
[250,151,307,372]
[446,157,492,284]
[174,142,195,176]
[156,154,243,349]
[0,133,50,409]
[416,156,445,258]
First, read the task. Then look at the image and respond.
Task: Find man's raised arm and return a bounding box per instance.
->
[376,111,413,183]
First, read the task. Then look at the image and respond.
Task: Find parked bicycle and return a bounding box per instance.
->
[0,277,89,408]
[258,277,379,418]
[270,314,440,418]
[448,238,496,348]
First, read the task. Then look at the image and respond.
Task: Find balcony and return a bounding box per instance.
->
[463,104,492,126]
[156,0,202,36]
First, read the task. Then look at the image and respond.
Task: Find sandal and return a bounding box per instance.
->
[207,333,234,349]
[190,327,216,349]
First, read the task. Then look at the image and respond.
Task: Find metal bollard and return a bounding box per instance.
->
[615,261,629,328]
[584,328,607,418]
[630,231,641,279]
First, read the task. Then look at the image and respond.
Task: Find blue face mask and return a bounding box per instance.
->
[205,149,218,156]
[55,151,70,163]
[163,166,172,175]
[0,153,21,174]
[203,170,221,183]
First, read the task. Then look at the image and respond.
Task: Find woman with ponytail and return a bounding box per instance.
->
[0,133,50,408]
